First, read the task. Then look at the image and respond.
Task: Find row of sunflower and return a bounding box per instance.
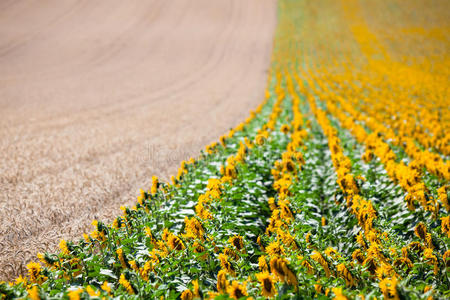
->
[307,68,449,183]
[316,81,448,228]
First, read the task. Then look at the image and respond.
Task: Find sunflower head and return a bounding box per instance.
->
[363,257,378,275]
[180,289,193,300]
[227,281,248,299]
[26,262,41,283]
[255,134,267,146]
[184,217,205,240]
[256,272,276,298]
[59,239,70,256]
[219,254,235,276]
[266,241,285,257]
[216,269,228,293]
[229,235,244,251]
[352,249,365,264]
[27,286,40,300]
[443,250,450,268]
[269,257,286,280]
[414,222,427,240]
[224,247,240,260]
[225,165,237,178]
[281,124,291,134]
[284,159,296,173]
[168,234,185,251]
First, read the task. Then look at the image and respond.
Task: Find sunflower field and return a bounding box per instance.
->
[1,0,449,299]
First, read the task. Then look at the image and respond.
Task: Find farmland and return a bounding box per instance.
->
[1,0,450,299]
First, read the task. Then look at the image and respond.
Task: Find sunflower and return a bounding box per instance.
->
[217,269,228,293]
[284,159,296,172]
[225,165,237,178]
[305,232,311,245]
[27,286,40,300]
[162,228,171,242]
[423,248,437,265]
[195,201,213,220]
[59,239,70,256]
[279,202,293,221]
[276,229,297,250]
[379,277,400,300]
[414,222,427,240]
[192,279,200,298]
[258,255,268,272]
[219,254,236,276]
[352,249,365,264]
[267,198,277,211]
[168,234,185,251]
[129,260,139,273]
[408,241,424,252]
[37,253,53,268]
[324,247,338,259]
[266,241,285,257]
[393,257,413,270]
[119,274,135,295]
[15,275,27,286]
[257,235,265,251]
[144,226,153,239]
[310,251,331,277]
[256,272,276,298]
[151,175,159,194]
[229,235,244,251]
[227,281,248,299]
[140,260,154,281]
[180,289,193,300]
[193,242,207,260]
[101,281,111,294]
[224,247,240,260]
[363,256,378,275]
[280,124,291,134]
[441,216,450,238]
[336,263,356,287]
[314,284,323,294]
[184,217,205,240]
[443,250,450,269]
[331,287,348,300]
[26,262,41,283]
[269,257,298,288]
[269,256,286,280]
[220,135,227,146]
[437,186,449,211]
[86,286,100,297]
[301,259,315,275]
[68,288,83,300]
[255,134,266,146]
[116,248,129,269]
[356,232,366,248]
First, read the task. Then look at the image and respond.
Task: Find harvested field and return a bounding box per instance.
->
[0,0,276,280]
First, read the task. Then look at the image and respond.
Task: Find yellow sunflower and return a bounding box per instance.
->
[280,124,291,134]
[168,234,185,251]
[227,281,248,299]
[256,272,276,298]
[229,235,244,251]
